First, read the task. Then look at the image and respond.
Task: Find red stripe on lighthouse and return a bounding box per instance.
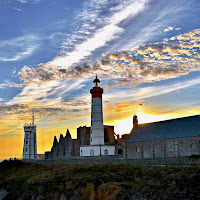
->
[90,87,103,98]
[92,93,102,98]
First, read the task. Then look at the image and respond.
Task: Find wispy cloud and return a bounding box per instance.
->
[50,0,149,67]
[104,77,200,102]
[0,35,39,62]
[16,0,40,4]
[100,29,200,88]
[0,80,18,89]
[7,78,86,106]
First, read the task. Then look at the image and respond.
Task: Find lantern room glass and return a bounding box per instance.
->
[93,81,100,87]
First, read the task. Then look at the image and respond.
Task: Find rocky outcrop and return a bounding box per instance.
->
[0,189,7,200]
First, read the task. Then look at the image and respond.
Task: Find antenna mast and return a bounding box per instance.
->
[32,109,34,125]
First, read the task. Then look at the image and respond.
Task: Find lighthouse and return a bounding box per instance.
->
[22,110,37,160]
[90,75,104,145]
[80,76,115,156]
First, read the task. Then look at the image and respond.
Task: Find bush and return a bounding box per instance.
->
[189,154,200,159]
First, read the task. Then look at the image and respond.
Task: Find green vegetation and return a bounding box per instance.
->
[0,160,200,200]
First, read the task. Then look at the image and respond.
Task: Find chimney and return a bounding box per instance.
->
[133,114,138,126]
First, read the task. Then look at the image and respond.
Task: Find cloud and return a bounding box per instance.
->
[0,81,19,89]
[49,0,149,67]
[16,0,40,4]
[163,26,173,32]
[7,78,86,106]
[104,77,200,102]
[15,29,200,92]
[99,29,200,88]
[5,28,199,126]
[0,35,39,62]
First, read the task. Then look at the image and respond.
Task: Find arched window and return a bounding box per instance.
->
[136,146,140,152]
[104,149,108,156]
[81,150,83,156]
[118,149,123,155]
[90,149,94,156]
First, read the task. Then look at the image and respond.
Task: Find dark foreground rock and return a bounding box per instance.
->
[0,160,200,200]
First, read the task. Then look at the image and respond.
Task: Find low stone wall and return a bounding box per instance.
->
[31,156,200,166]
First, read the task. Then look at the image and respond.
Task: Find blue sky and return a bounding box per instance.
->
[0,0,200,158]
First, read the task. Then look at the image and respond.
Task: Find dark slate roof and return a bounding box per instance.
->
[126,115,200,143]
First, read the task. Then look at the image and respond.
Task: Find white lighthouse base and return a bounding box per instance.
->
[80,145,115,157]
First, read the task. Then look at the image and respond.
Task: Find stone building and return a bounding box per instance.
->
[45,125,125,159]
[45,129,79,159]
[23,110,37,160]
[45,76,127,159]
[125,115,200,159]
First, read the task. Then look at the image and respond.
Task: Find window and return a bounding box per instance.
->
[81,150,83,156]
[191,143,194,150]
[26,141,28,144]
[25,148,28,152]
[136,146,140,152]
[104,129,109,142]
[118,149,123,155]
[104,149,108,156]
[90,149,94,156]
[168,141,174,152]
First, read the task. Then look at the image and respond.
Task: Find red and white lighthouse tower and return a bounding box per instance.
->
[80,76,115,156]
[90,76,104,145]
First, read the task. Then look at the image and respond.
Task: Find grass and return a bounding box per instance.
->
[0,160,200,199]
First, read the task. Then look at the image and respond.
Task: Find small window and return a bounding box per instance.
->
[104,149,108,156]
[26,141,28,144]
[25,148,28,152]
[191,143,194,150]
[81,150,83,156]
[90,149,94,156]
[118,149,123,155]
[136,146,140,152]
[168,141,174,152]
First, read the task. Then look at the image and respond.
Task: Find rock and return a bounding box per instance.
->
[81,183,95,200]
[95,182,121,200]
[59,194,66,200]
[0,189,7,200]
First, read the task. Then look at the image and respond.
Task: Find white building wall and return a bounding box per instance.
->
[23,125,37,160]
[80,145,115,156]
[91,97,104,145]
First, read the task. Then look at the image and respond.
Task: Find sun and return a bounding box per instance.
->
[114,112,170,136]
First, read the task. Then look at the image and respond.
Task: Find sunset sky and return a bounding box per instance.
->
[0,0,200,160]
